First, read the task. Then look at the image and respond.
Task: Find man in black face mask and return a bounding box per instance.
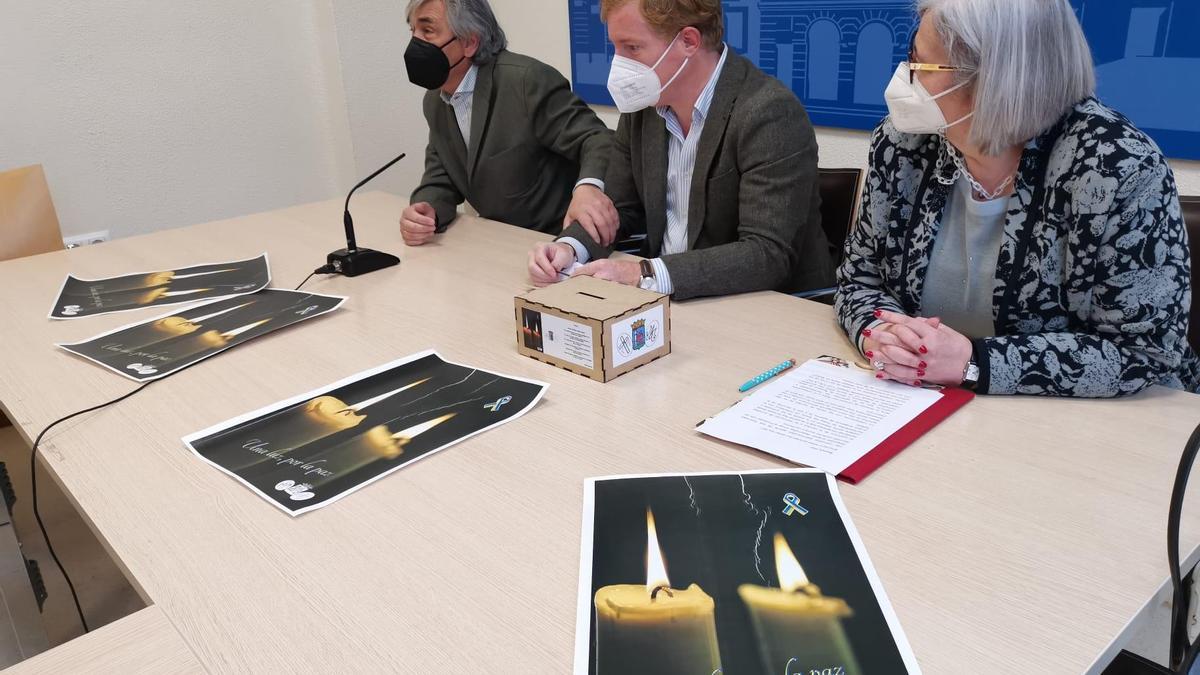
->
[400,0,617,246]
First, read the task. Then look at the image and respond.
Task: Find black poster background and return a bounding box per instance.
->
[49,253,271,319]
[58,289,344,382]
[185,352,547,515]
[584,472,912,675]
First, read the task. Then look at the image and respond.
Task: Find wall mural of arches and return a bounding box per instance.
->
[854,21,894,104]
[806,19,841,100]
[568,0,1200,160]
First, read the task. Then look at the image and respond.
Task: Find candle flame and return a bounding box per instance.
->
[171,268,237,280]
[219,319,270,339]
[774,532,810,592]
[189,301,253,324]
[645,508,670,594]
[390,413,456,441]
[162,288,213,297]
[348,378,433,411]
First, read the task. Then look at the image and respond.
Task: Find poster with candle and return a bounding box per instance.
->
[183,350,548,516]
[57,289,346,382]
[575,470,920,675]
[48,253,271,319]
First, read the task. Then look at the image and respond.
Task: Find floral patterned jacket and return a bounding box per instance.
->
[835,98,1200,397]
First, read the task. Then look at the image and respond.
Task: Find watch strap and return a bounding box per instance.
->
[639,260,655,279]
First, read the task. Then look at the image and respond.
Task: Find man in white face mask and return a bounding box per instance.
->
[526,0,834,300]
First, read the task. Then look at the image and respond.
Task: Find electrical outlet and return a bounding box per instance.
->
[63,230,110,249]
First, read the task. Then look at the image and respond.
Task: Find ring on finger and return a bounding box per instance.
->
[872,359,886,370]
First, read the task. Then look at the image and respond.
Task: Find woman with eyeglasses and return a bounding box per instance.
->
[835,0,1198,397]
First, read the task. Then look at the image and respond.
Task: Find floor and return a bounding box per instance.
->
[0,422,144,655]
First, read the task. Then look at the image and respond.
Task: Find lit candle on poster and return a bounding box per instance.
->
[347,378,433,412]
[233,378,434,473]
[77,286,214,311]
[738,533,861,675]
[205,394,368,471]
[84,268,236,293]
[295,413,457,488]
[142,319,269,363]
[114,302,255,350]
[592,509,722,675]
[135,287,214,306]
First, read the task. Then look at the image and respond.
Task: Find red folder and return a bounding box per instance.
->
[837,386,975,484]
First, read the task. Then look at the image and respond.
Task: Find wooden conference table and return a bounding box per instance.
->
[0,191,1196,674]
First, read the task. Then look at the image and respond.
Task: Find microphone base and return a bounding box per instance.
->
[327,248,400,277]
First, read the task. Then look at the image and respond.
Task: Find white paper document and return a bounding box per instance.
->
[697,360,941,475]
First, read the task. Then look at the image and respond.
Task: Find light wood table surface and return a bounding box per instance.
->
[0,191,1196,673]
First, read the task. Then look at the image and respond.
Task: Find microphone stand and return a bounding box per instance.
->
[326,152,406,277]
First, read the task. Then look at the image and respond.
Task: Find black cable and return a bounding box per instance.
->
[295,264,335,291]
[29,380,155,634]
[33,264,335,633]
[1168,421,1200,672]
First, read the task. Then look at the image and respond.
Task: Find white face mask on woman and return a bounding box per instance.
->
[884,62,973,134]
[606,32,689,113]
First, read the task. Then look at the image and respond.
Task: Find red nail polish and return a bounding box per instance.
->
[919,361,928,369]
[862,329,872,337]
[917,370,926,377]
[914,380,923,386]
[919,345,928,354]
[873,309,883,318]
[865,350,874,358]
[875,373,884,379]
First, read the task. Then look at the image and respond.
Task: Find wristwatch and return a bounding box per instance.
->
[638,260,657,290]
[961,359,980,390]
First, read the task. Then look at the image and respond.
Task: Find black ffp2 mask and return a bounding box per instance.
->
[405,36,463,90]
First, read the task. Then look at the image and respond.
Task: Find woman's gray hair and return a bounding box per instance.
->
[917,0,1095,155]
[406,0,508,64]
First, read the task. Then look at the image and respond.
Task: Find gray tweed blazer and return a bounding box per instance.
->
[411,51,612,235]
[561,51,834,300]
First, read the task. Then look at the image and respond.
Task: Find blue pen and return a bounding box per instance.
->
[739,359,797,393]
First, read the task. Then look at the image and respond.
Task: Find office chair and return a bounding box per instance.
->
[793,167,864,303]
[0,164,64,262]
[1180,196,1200,354]
[0,164,64,428]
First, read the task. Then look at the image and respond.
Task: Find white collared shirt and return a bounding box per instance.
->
[647,44,728,293]
[440,64,478,146]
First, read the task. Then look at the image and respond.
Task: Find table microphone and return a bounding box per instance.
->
[326,152,406,277]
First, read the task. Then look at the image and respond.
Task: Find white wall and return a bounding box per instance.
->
[329,0,425,200]
[5,0,1198,243]
[0,0,357,240]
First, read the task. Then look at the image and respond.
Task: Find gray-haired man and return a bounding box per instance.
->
[400,0,617,245]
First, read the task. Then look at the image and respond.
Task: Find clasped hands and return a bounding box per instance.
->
[528,186,641,287]
[527,242,641,287]
[864,309,974,388]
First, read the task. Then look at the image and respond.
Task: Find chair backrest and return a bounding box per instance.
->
[0,164,64,262]
[817,167,864,267]
[1181,196,1200,354]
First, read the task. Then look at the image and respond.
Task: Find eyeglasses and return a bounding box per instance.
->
[906,31,971,84]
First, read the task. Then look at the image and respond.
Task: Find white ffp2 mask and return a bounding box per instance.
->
[606,33,689,113]
[884,62,973,134]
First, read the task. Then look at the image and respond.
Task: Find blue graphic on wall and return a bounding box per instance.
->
[569,0,916,131]
[1071,0,1200,160]
[568,0,1200,160]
